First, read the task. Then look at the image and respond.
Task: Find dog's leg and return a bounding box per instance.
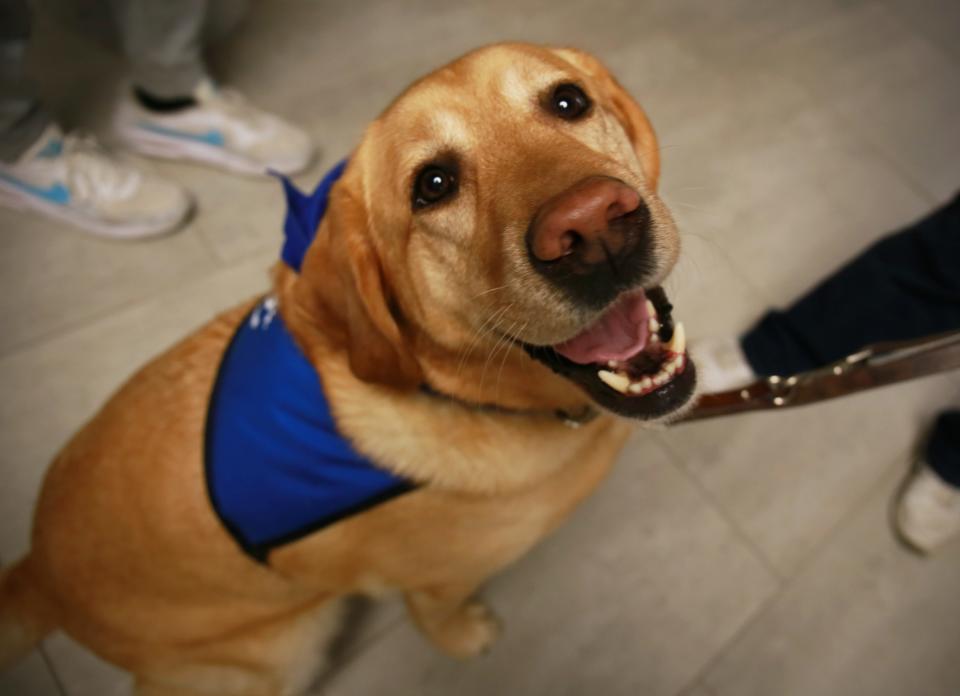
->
[134,677,211,696]
[0,559,56,669]
[133,664,293,696]
[133,663,284,696]
[404,582,500,658]
[132,600,343,696]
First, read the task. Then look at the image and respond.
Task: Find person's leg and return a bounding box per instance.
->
[693,194,960,391]
[742,193,960,376]
[110,0,211,101]
[928,411,960,488]
[897,411,960,553]
[109,0,314,176]
[111,0,250,98]
[202,0,251,45]
[742,200,960,552]
[0,0,191,237]
[690,197,960,553]
[0,0,52,162]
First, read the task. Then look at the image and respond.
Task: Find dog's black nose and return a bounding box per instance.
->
[527,176,654,308]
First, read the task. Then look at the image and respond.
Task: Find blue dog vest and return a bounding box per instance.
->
[205,161,412,562]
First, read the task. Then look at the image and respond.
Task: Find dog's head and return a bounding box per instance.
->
[295,43,696,421]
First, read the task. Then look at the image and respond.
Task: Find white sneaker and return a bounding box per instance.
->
[114,80,315,176]
[896,465,960,554]
[689,336,757,393]
[0,125,191,239]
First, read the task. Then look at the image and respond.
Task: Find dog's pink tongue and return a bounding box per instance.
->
[555,291,650,364]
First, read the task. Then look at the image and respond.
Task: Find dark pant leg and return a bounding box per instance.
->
[741,193,960,376]
[928,411,960,486]
[0,0,52,162]
[108,0,211,98]
[202,0,250,44]
[107,0,249,97]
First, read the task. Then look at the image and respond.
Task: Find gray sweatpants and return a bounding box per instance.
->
[0,0,249,162]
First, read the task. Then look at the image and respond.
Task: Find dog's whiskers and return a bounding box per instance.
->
[457,304,513,380]
[480,317,520,400]
[495,320,527,404]
[469,284,508,301]
[456,304,510,370]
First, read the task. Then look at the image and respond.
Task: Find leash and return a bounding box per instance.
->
[680,330,960,422]
[425,331,960,427]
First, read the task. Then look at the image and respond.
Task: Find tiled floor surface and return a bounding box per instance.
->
[1,0,958,694]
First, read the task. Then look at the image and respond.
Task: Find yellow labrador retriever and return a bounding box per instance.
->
[0,43,696,695]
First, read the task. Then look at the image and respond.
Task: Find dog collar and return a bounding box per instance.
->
[420,384,599,429]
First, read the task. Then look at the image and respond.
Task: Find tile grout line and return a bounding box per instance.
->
[0,270,211,364]
[881,0,960,65]
[325,609,408,677]
[192,219,233,268]
[38,643,69,696]
[818,100,943,208]
[771,27,945,209]
[662,440,913,696]
[744,440,920,585]
[648,433,787,696]
[683,69,939,306]
[0,212,276,364]
[651,432,787,584]
[191,215,282,271]
[668,568,784,696]
[0,253,273,364]
[683,680,718,696]
[679,0,947,212]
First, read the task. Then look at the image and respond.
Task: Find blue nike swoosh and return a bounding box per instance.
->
[0,173,70,205]
[138,123,226,147]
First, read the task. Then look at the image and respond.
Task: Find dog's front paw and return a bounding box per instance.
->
[430,601,501,659]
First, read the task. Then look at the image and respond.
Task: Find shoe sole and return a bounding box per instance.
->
[116,124,313,177]
[0,180,190,240]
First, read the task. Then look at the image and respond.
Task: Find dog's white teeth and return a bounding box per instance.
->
[599,356,688,396]
[598,369,631,394]
[645,299,657,319]
[648,316,660,335]
[598,324,689,397]
[665,321,686,355]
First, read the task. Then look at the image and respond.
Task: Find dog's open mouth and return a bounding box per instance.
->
[524,287,697,420]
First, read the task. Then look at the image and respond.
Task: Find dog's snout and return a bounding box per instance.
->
[526,177,655,308]
[528,177,642,264]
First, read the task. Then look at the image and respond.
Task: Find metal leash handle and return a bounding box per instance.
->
[680,330,960,422]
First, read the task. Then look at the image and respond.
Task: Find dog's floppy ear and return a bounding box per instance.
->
[301,184,423,391]
[552,48,661,189]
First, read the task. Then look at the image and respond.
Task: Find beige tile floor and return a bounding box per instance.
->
[1,0,959,694]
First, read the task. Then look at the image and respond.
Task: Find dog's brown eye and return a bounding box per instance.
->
[413,165,457,209]
[549,83,591,120]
